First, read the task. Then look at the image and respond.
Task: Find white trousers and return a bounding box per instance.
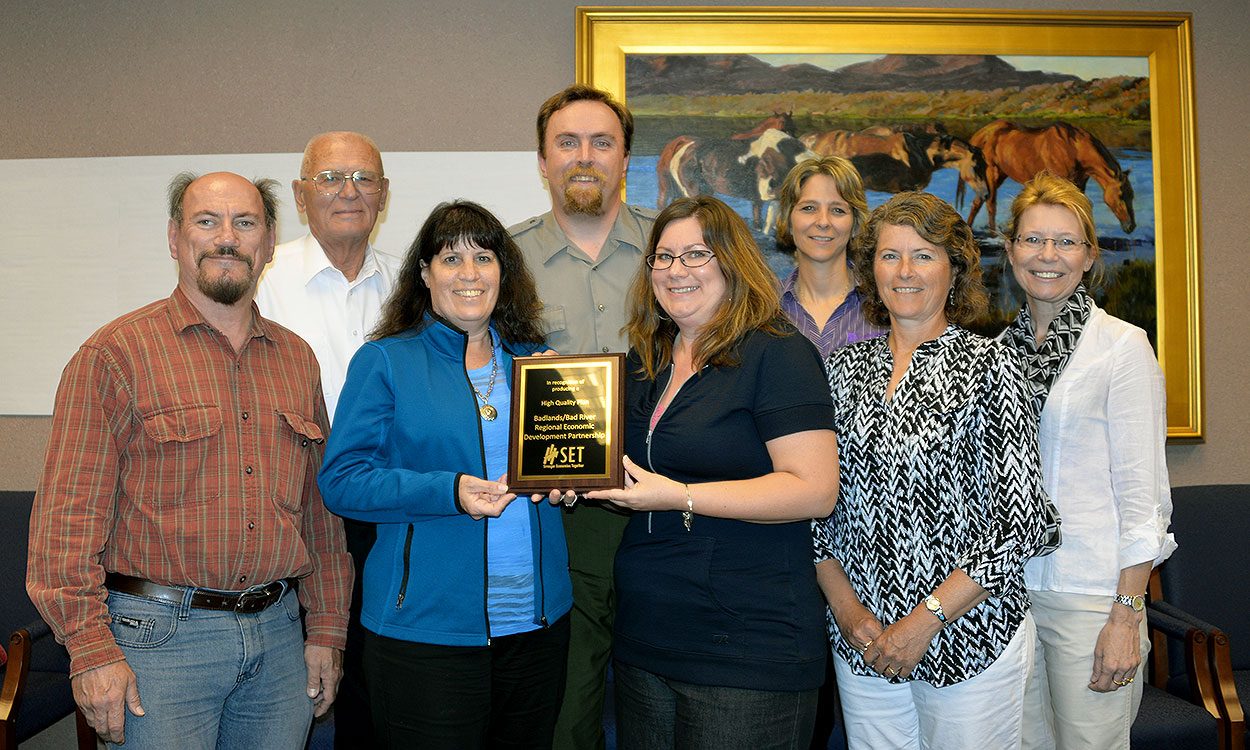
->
[835,611,1035,750]
[1022,589,1148,750]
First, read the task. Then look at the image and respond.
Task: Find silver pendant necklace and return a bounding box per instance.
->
[471,341,499,421]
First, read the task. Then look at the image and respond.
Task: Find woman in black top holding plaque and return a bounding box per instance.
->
[584,196,839,750]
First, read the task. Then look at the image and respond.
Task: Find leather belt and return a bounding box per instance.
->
[104,573,293,614]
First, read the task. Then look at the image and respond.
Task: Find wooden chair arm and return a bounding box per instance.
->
[1,628,34,750]
[1208,630,1245,750]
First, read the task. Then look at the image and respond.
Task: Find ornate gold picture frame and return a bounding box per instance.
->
[576,7,1202,440]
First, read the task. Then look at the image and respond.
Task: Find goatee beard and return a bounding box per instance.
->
[196,249,254,304]
[561,167,607,216]
[563,187,604,216]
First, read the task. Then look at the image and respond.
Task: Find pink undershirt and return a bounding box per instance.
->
[649,401,668,431]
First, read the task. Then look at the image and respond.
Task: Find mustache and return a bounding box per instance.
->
[197,247,253,270]
[567,166,607,183]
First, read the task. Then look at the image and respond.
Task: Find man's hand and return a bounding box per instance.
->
[71,661,144,744]
[305,645,343,717]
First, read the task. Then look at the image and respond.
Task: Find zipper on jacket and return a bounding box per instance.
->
[483,517,492,645]
[535,502,548,628]
[645,365,673,534]
[396,523,414,609]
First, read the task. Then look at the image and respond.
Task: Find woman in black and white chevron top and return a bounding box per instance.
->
[812,191,1055,748]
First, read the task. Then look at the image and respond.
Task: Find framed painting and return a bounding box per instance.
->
[576,7,1203,440]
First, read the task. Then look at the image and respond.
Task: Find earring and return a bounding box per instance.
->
[948,287,956,305]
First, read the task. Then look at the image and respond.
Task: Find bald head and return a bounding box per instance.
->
[301,131,383,179]
[293,132,389,255]
[168,171,277,307]
[169,171,280,228]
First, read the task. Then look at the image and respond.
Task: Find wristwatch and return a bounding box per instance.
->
[924,595,948,625]
[1114,593,1145,612]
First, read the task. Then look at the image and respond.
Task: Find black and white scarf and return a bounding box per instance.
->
[1003,284,1093,418]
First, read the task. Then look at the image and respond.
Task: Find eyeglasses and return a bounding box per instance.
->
[1012,236,1092,251]
[300,170,385,196]
[645,249,717,270]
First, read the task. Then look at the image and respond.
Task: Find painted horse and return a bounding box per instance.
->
[656,128,817,231]
[802,128,989,201]
[731,111,797,140]
[962,119,1136,233]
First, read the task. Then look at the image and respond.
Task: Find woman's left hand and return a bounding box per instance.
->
[862,611,943,680]
[584,456,682,512]
[1089,612,1142,692]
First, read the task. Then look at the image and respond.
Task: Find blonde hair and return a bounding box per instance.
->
[774,156,869,253]
[1006,170,1101,282]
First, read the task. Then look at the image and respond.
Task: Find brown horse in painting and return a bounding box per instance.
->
[731,111,797,140]
[802,129,913,165]
[802,128,988,201]
[963,119,1136,233]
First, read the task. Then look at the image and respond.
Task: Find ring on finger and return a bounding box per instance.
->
[887,666,900,677]
[1113,679,1127,686]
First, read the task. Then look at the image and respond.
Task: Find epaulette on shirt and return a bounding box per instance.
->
[508,215,544,237]
[625,204,659,222]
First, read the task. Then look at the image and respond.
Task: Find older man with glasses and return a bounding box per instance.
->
[256,131,401,749]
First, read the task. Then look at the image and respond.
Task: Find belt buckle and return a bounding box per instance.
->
[234,588,272,613]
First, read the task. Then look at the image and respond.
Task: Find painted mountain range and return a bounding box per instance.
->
[625,54,1081,97]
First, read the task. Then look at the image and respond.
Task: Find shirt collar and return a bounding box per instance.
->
[168,286,272,342]
[780,267,800,299]
[779,262,857,301]
[299,233,380,287]
[537,206,642,265]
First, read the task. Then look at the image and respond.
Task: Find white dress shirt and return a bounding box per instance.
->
[1019,304,1177,595]
[256,233,401,422]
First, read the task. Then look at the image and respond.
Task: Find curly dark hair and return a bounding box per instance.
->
[852,191,988,327]
[373,201,545,345]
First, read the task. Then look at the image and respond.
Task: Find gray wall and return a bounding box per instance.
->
[3,0,1248,488]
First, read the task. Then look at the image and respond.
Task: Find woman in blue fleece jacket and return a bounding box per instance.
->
[319,201,572,750]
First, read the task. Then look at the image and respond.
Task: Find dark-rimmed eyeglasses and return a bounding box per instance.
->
[1012,236,1092,251]
[300,170,385,196]
[646,249,717,270]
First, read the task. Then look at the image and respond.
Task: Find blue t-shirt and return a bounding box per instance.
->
[470,337,537,637]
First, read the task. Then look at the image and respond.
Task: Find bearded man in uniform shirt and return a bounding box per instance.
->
[510,84,656,750]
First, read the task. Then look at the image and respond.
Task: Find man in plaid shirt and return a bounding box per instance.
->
[27,171,352,749]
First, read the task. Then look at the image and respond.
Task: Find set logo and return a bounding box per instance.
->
[542,443,586,468]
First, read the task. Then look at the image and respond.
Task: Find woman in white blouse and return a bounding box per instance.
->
[813,191,1054,748]
[1001,172,1175,750]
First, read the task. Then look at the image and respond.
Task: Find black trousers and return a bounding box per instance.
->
[333,518,376,749]
[363,615,570,750]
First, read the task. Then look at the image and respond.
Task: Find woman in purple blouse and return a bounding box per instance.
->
[774,156,886,359]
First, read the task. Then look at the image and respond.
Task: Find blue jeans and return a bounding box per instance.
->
[613,661,818,750]
[104,584,312,749]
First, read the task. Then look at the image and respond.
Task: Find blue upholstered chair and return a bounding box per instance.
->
[0,490,93,749]
[1155,484,1250,750]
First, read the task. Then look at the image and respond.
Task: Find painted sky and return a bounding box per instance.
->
[757,54,1148,81]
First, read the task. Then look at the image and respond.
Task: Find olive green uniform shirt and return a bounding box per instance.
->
[510,204,657,355]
